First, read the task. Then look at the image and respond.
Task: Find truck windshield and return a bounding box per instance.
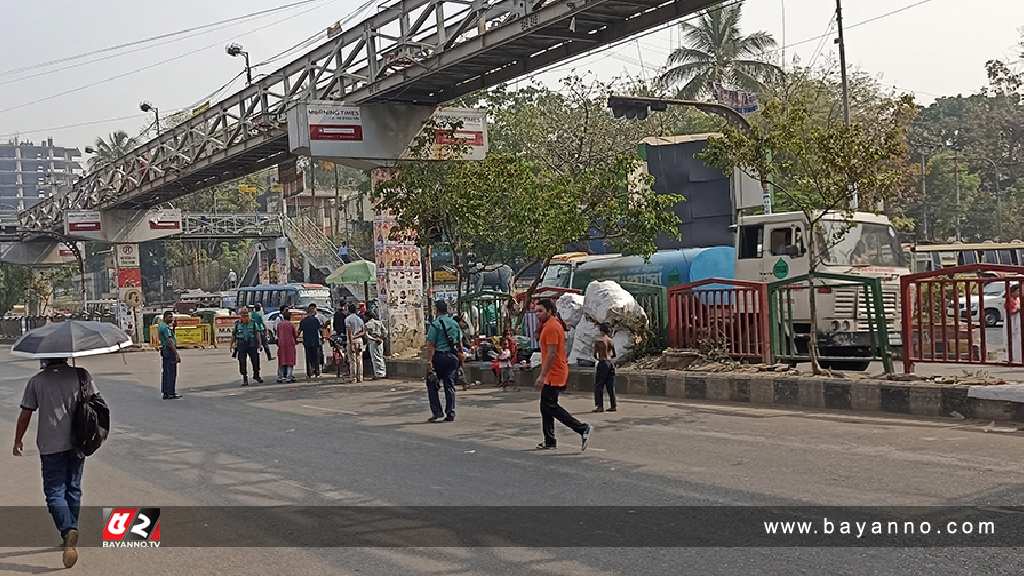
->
[820,222,904,267]
[540,263,572,288]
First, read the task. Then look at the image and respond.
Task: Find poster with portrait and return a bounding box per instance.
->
[372,200,426,354]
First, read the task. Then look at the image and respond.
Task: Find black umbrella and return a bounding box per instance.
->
[12,320,132,359]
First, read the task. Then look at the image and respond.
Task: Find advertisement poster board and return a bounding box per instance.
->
[372,194,425,354]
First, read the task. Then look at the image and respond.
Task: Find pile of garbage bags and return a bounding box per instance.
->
[562,281,649,366]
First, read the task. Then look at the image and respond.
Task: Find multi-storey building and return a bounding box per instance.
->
[0,138,83,215]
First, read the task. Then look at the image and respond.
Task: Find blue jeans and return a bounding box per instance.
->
[161,351,177,397]
[429,351,459,419]
[40,450,85,537]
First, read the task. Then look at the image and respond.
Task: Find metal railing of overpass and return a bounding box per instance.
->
[18,0,719,233]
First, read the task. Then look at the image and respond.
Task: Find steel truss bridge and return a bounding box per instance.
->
[19,0,717,232]
[1,212,283,242]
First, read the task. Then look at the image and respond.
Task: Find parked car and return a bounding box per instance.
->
[955,282,1009,327]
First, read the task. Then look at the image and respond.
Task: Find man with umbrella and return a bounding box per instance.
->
[11,319,128,569]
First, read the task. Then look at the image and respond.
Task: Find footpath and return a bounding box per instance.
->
[387,358,1024,423]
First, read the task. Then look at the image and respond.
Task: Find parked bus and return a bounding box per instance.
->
[910,242,1024,273]
[236,283,334,313]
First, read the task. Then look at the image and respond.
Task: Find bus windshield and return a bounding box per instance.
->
[540,263,572,288]
[820,222,904,267]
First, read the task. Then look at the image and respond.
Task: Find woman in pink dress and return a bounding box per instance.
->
[276,309,298,383]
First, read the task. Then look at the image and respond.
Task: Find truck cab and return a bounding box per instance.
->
[735,211,909,369]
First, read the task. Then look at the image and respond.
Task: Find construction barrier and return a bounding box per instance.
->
[769,273,893,373]
[214,316,240,345]
[900,264,1024,372]
[149,316,213,349]
[668,278,770,363]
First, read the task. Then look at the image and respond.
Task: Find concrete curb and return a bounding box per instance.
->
[386,358,1024,422]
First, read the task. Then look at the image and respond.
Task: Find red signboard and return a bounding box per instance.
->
[149,220,181,231]
[435,130,485,146]
[117,267,142,288]
[309,124,363,141]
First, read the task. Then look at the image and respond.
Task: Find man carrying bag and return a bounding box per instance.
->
[424,300,462,423]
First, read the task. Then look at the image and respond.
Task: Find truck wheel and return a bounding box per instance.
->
[984,308,1001,328]
[822,360,871,371]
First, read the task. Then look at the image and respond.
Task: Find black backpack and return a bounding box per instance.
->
[72,368,110,457]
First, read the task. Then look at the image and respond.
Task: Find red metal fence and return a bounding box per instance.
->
[900,264,1024,372]
[668,278,770,363]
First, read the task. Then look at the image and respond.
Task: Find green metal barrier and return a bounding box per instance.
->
[768,272,893,373]
[615,281,669,349]
[457,290,515,338]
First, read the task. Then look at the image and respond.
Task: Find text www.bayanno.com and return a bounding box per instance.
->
[763,517,996,539]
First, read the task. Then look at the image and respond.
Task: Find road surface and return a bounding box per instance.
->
[1,348,1022,575]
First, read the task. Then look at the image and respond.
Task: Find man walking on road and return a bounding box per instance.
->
[158,310,182,400]
[13,358,98,568]
[231,307,263,386]
[299,304,323,379]
[345,304,366,382]
[425,300,462,422]
[534,299,592,451]
[593,323,617,412]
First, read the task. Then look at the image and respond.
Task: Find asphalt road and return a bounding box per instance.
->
[1,348,1023,575]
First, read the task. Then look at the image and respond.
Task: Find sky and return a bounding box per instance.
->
[0,0,1022,159]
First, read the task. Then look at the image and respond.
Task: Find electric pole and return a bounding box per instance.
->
[835,0,855,210]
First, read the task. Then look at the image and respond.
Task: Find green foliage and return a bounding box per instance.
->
[657,0,780,98]
[908,35,1024,241]
[0,262,29,316]
[376,76,684,283]
[89,130,136,170]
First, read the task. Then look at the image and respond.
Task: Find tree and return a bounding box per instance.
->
[700,83,916,374]
[377,76,683,312]
[89,130,136,169]
[0,262,29,316]
[658,1,780,99]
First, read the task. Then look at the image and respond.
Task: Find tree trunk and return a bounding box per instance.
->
[519,256,552,325]
[805,221,823,375]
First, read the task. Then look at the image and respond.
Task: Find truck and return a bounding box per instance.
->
[536,210,909,370]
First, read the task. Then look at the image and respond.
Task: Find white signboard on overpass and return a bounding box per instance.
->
[288,101,487,162]
[65,210,104,239]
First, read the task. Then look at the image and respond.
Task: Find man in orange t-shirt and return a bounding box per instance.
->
[534,298,592,451]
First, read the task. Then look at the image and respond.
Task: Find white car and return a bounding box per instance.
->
[955,282,1008,327]
[264,308,333,344]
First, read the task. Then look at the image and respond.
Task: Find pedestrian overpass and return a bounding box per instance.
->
[18,0,719,233]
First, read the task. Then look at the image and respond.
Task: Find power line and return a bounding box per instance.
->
[0,6,316,88]
[0,114,149,140]
[0,0,329,78]
[0,0,338,116]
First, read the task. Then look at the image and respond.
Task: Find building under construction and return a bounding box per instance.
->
[0,138,83,215]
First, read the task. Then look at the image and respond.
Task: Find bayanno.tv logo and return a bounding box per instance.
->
[102,508,161,548]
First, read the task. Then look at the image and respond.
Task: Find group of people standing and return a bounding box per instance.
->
[156,301,389,394]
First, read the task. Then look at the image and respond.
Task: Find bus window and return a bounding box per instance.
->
[998,249,1015,265]
[983,250,999,264]
[958,250,978,265]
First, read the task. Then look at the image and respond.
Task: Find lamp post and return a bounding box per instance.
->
[226,42,253,86]
[140,101,160,135]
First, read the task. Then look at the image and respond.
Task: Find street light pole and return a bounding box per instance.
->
[226,43,253,86]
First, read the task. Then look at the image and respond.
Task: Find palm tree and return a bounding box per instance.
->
[658,2,780,99]
[88,130,136,169]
